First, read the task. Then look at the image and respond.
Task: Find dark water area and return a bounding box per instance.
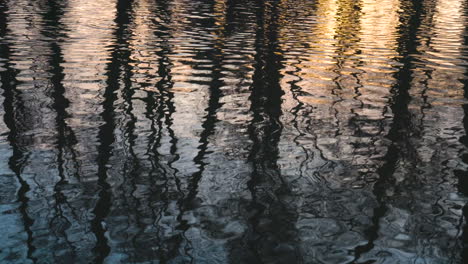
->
[1,0,468,263]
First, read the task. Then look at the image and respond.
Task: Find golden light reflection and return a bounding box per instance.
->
[279,0,401,173]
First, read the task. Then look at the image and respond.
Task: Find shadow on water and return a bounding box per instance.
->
[90,0,134,262]
[0,1,35,262]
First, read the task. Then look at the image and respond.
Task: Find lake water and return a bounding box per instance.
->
[1,0,468,263]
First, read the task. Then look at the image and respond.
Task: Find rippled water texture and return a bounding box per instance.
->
[1,0,468,263]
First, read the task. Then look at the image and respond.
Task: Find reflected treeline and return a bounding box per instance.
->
[1,0,468,263]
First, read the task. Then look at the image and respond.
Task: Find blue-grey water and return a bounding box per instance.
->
[1,0,468,263]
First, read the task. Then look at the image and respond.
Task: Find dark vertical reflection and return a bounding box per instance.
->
[41,1,81,260]
[108,0,138,260]
[174,0,226,260]
[146,33,179,262]
[122,11,161,264]
[351,0,425,261]
[0,1,35,262]
[178,4,223,212]
[120,56,139,262]
[91,0,133,262]
[147,0,181,261]
[229,0,298,263]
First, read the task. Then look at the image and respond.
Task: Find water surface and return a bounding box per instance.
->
[1,0,468,263]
